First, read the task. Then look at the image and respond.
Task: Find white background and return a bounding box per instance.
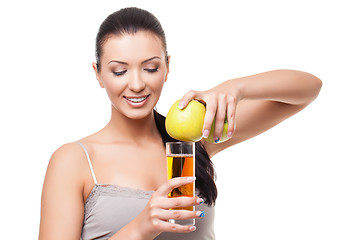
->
[1,0,359,239]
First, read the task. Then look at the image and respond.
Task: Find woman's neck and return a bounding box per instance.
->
[103,107,160,145]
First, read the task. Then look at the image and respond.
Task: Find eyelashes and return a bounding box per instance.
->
[113,70,127,76]
[144,68,159,73]
[112,68,159,76]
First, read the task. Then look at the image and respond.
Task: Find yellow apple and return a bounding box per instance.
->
[165,99,231,143]
[165,99,206,142]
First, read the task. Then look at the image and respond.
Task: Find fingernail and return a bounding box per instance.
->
[227,131,233,138]
[189,226,196,231]
[196,211,205,217]
[214,137,219,143]
[187,176,196,182]
[202,129,209,138]
[197,198,204,205]
[179,101,186,109]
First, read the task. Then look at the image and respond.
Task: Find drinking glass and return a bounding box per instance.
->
[166,142,195,226]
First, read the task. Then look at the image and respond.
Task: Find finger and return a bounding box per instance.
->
[213,94,227,142]
[201,98,217,139]
[226,95,237,138]
[178,90,200,109]
[156,177,196,196]
[161,196,203,209]
[151,219,196,233]
[158,209,205,221]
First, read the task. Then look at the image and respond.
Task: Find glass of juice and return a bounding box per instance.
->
[166,141,195,226]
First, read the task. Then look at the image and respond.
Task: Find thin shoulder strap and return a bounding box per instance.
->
[76,141,98,184]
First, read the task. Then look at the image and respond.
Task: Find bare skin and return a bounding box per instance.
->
[39,31,322,239]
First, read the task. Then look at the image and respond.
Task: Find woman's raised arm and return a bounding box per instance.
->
[178,69,322,157]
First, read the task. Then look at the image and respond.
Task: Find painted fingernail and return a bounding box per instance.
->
[196,211,205,217]
[179,101,186,109]
[197,198,204,204]
[214,137,219,143]
[227,131,233,138]
[202,129,209,138]
[189,226,196,231]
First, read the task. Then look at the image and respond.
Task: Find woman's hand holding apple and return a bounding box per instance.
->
[165,80,238,143]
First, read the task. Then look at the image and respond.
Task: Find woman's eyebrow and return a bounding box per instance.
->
[141,56,161,64]
[108,60,128,65]
[108,56,161,65]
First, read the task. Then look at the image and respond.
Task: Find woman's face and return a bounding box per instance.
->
[93,31,169,120]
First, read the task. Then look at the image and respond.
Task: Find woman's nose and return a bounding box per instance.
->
[128,70,145,92]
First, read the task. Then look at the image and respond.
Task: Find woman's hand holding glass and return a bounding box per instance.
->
[133,177,204,239]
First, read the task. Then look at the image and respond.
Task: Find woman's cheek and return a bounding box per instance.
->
[102,82,124,103]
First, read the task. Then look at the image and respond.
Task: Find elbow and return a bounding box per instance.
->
[304,71,322,102]
[291,69,323,104]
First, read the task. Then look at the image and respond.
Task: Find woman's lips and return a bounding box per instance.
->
[123,94,150,107]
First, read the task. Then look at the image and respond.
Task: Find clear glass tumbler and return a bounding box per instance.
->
[166,142,195,226]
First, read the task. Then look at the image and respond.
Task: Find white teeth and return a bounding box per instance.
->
[126,96,148,103]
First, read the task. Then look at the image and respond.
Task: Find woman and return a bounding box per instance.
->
[39,7,322,240]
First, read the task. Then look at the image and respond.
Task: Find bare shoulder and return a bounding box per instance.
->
[45,141,89,188]
[49,142,86,169]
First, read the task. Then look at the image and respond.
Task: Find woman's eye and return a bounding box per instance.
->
[113,70,127,76]
[145,68,158,73]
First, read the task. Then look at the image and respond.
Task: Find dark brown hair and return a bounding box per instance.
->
[95,7,167,71]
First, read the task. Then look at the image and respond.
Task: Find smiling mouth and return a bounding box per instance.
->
[124,94,150,103]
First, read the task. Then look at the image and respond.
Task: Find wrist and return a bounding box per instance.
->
[109,219,151,240]
[226,78,245,102]
[128,214,157,240]
[127,219,148,240]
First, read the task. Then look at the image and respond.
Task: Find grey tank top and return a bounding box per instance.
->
[76,141,216,240]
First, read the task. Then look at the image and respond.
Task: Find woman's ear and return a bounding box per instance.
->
[92,62,105,88]
[165,55,170,82]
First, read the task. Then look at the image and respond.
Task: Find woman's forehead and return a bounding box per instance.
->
[101,32,165,63]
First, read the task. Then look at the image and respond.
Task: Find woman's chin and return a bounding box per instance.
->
[122,107,155,120]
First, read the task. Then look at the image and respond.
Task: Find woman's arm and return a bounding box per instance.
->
[39,143,85,239]
[179,69,322,157]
